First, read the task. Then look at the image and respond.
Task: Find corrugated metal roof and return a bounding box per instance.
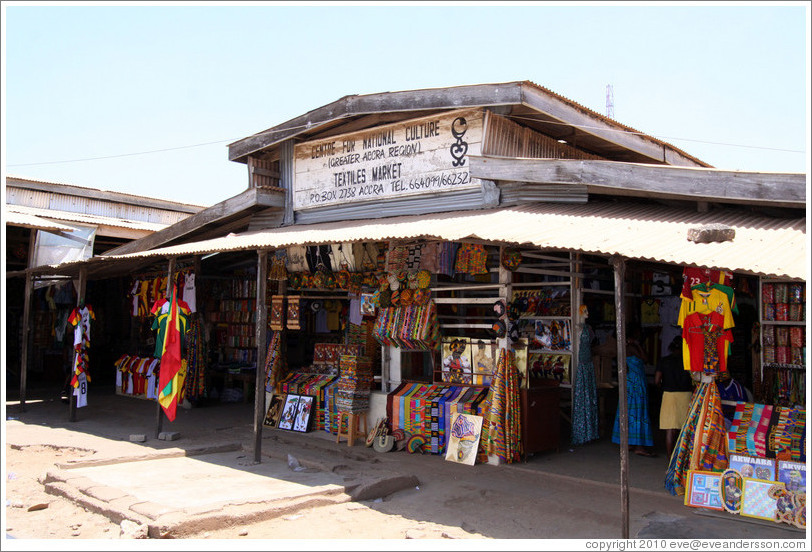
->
[3,209,76,232]
[104,202,807,280]
[7,204,169,232]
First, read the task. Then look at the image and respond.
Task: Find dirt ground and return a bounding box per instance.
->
[3,442,481,542]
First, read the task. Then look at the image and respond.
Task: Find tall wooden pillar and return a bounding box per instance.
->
[253,249,269,463]
[19,271,33,412]
[611,255,629,539]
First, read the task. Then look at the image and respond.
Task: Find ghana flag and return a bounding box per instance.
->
[158,283,186,421]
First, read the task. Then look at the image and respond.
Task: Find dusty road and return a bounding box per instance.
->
[3,387,807,548]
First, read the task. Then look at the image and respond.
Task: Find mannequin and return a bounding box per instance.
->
[571,305,599,445]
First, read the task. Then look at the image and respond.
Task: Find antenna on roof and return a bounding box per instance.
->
[605,84,615,119]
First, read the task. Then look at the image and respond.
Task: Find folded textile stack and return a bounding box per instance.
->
[335,354,373,413]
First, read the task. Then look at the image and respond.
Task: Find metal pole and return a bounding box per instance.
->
[70,266,87,423]
[156,258,176,438]
[611,255,629,538]
[253,250,269,463]
[19,271,33,412]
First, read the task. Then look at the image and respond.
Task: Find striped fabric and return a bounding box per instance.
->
[665,381,728,496]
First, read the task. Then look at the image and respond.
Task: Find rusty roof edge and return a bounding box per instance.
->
[227,82,527,162]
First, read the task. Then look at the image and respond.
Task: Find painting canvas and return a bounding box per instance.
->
[445,412,484,466]
[263,393,286,428]
[728,453,776,481]
[684,470,724,511]
[471,340,496,385]
[278,394,301,431]
[292,395,315,433]
[441,337,473,384]
[533,319,571,352]
[777,460,806,493]
[741,478,783,521]
[527,352,571,384]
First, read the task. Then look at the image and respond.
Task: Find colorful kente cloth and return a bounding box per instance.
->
[612,355,654,447]
[665,380,728,496]
[183,314,207,401]
[481,348,522,464]
[571,324,599,446]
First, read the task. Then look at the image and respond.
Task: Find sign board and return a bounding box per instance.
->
[293,108,483,210]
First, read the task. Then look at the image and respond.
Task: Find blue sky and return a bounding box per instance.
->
[2,2,809,207]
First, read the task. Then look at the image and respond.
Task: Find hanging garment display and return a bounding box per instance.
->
[571,323,599,446]
[481,348,522,464]
[68,304,95,407]
[665,380,729,496]
[154,284,191,422]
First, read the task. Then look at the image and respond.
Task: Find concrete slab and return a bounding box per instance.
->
[66,451,348,512]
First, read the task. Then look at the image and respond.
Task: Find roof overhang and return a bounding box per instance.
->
[4,209,76,233]
[104,185,286,256]
[470,155,807,209]
[19,201,806,281]
[228,81,709,169]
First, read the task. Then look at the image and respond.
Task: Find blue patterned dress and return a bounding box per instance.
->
[612,355,654,447]
[571,324,599,445]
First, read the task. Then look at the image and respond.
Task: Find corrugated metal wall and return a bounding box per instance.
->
[6,187,190,226]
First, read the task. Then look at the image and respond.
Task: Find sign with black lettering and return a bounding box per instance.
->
[293,108,483,210]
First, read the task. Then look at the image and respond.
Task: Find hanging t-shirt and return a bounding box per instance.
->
[73,372,88,408]
[182,272,197,313]
[68,305,96,347]
[682,311,733,373]
[150,297,191,358]
[348,296,363,326]
[286,245,308,273]
[681,267,732,300]
[640,298,661,327]
[659,296,683,358]
[146,359,160,400]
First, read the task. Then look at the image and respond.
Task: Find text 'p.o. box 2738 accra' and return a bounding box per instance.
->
[293,108,483,210]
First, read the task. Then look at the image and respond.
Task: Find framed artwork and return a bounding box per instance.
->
[471,339,496,386]
[278,394,301,431]
[445,412,484,466]
[728,453,776,481]
[441,337,473,385]
[360,292,377,317]
[720,468,744,513]
[777,460,806,493]
[741,477,784,521]
[684,470,724,511]
[533,319,571,352]
[263,393,286,428]
[292,395,315,433]
[527,352,571,384]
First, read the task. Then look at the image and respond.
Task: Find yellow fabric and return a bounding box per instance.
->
[660,391,692,429]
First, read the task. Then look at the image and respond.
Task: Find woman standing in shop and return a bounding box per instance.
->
[655,336,694,460]
[612,325,657,457]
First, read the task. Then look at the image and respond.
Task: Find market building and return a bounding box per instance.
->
[6,81,806,532]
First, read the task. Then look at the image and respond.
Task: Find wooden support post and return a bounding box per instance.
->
[611,255,629,539]
[19,271,33,412]
[156,258,176,438]
[70,266,87,423]
[253,249,269,463]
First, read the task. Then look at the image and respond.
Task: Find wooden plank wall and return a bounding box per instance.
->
[483,113,605,161]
